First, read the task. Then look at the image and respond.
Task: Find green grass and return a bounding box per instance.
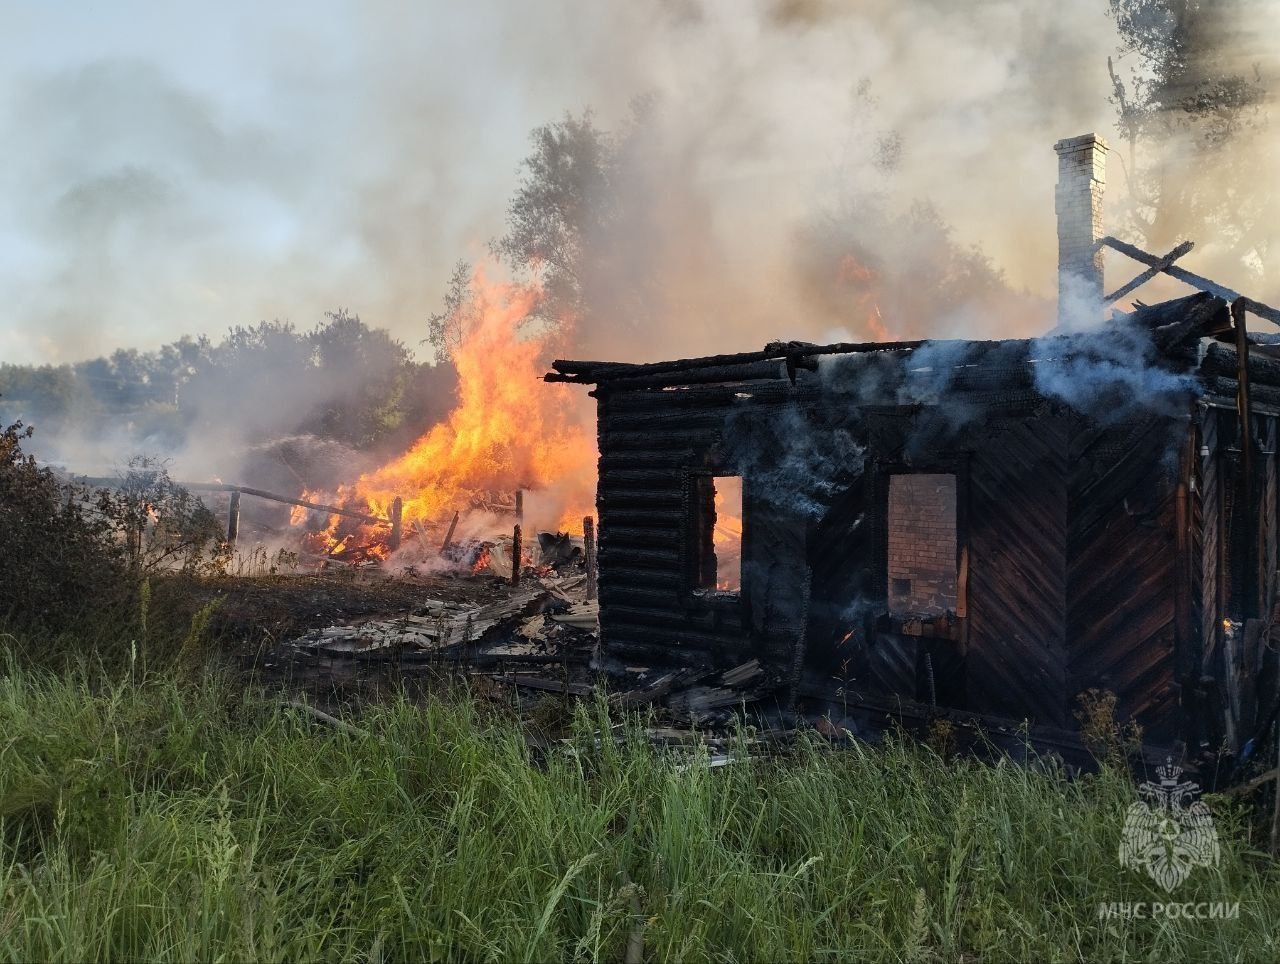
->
[1,659,1279,962]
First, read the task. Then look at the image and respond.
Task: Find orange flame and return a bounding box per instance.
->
[300,268,596,557]
[713,476,743,591]
[470,545,493,576]
[837,254,894,341]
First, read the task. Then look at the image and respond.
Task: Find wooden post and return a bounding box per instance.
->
[226,489,241,546]
[583,515,598,601]
[388,497,404,552]
[1235,300,1258,619]
[1173,427,1194,682]
[1272,718,1280,853]
[511,524,522,586]
[441,510,459,553]
[515,489,524,523]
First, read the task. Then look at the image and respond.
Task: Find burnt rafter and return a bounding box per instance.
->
[1104,239,1195,304]
[545,339,932,387]
[1101,235,1280,329]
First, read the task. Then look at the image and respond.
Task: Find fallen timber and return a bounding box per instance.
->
[185,482,393,528]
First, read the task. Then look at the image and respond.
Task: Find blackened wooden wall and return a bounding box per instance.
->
[592,355,1277,747]
[594,378,814,672]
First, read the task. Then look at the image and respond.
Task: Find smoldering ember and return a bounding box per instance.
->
[9,4,1280,960]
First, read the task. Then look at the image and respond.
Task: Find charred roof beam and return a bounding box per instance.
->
[1105,240,1195,304]
[1102,236,1280,329]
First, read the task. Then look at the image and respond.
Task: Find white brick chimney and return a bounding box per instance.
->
[1054,133,1108,327]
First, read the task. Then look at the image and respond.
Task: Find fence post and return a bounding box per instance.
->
[511,524,522,586]
[388,497,404,552]
[441,510,460,554]
[226,489,241,546]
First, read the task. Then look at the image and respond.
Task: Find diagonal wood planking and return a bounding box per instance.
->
[966,416,1070,726]
[1067,414,1181,736]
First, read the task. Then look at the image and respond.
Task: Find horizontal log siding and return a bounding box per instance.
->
[595,384,815,670]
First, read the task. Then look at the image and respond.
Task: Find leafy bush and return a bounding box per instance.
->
[0,422,131,633]
[0,423,225,658]
[111,456,227,575]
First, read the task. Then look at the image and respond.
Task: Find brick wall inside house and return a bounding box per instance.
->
[887,473,957,616]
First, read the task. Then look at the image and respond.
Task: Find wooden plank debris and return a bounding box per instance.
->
[612,670,684,708]
[549,601,599,630]
[493,674,597,697]
[720,659,763,687]
[291,585,554,654]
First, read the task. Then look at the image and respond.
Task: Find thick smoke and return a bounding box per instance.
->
[3,0,1127,373]
[1030,326,1198,426]
[1104,0,1280,306]
[721,402,865,518]
[4,0,1278,492]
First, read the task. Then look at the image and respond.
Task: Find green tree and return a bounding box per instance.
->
[1107,0,1274,285]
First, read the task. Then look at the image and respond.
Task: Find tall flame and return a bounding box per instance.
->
[305,269,596,553]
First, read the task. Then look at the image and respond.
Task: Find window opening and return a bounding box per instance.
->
[693,475,742,592]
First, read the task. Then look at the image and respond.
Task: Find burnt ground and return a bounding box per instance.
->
[195,566,610,736]
[192,563,786,751]
[188,568,1133,775]
[199,569,507,650]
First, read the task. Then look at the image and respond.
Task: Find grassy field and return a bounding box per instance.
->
[2,659,1279,962]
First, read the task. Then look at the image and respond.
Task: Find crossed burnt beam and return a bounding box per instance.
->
[1102,235,1280,329]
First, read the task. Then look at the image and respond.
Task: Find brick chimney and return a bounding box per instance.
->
[1054,133,1108,327]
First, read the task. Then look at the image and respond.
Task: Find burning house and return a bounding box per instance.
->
[547,134,1280,762]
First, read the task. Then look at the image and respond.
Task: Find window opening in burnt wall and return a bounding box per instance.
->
[692,475,743,593]
[887,474,957,616]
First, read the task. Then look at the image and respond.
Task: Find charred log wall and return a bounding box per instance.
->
[591,343,1280,741]
[594,380,815,672]
[965,415,1071,726]
[1188,401,1280,755]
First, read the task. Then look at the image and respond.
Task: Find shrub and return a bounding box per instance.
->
[0,422,131,634]
[0,423,225,662]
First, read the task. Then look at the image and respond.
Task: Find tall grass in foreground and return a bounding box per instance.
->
[1,663,1279,962]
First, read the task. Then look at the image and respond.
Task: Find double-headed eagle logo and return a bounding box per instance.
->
[1118,759,1220,891]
